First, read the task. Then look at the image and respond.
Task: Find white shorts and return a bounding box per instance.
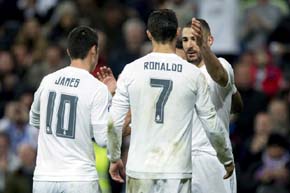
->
[126,176,191,193]
[33,181,101,193]
[191,151,237,193]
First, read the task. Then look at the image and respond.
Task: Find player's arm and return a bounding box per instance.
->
[195,73,234,178]
[231,89,243,114]
[191,18,228,87]
[122,111,132,137]
[29,79,45,129]
[107,67,131,183]
[201,47,228,87]
[97,66,132,136]
[91,85,111,147]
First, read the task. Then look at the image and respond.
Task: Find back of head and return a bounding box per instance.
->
[147,9,178,43]
[67,26,98,60]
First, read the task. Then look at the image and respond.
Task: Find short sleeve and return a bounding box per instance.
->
[219,58,236,94]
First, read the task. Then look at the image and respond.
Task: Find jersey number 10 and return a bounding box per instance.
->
[46,91,78,139]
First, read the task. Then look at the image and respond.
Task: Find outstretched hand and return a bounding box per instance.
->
[109,159,126,183]
[191,18,204,48]
[96,66,117,95]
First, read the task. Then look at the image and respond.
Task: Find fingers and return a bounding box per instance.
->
[223,170,233,179]
[109,166,125,183]
[223,163,235,179]
[105,66,113,76]
[96,72,103,81]
[110,171,125,183]
[191,18,203,47]
[96,66,113,81]
[101,66,113,77]
[191,18,202,37]
[109,161,125,183]
[100,66,109,79]
[120,164,126,180]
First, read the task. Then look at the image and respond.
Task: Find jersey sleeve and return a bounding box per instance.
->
[195,73,234,165]
[219,58,236,94]
[91,84,111,147]
[107,66,131,162]
[29,77,46,129]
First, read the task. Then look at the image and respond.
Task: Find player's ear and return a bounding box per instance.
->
[208,35,214,46]
[95,47,99,59]
[66,49,71,58]
[90,45,97,55]
[146,30,152,41]
[176,27,181,37]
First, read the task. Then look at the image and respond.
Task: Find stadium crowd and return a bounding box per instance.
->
[0,0,290,193]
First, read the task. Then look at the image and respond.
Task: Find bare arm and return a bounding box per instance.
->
[191,18,228,87]
[201,47,228,87]
[122,111,131,137]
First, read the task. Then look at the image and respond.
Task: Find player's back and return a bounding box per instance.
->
[121,52,204,179]
[32,66,107,181]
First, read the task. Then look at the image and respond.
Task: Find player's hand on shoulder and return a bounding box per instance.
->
[223,161,235,179]
[96,66,117,95]
[109,159,125,183]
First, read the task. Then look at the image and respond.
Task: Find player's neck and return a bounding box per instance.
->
[152,42,176,54]
[70,59,90,72]
[197,60,205,68]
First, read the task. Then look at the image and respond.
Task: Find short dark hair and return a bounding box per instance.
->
[184,18,211,35]
[67,26,98,59]
[147,9,178,43]
[176,36,183,49]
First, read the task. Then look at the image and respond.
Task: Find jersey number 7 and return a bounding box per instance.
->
[150,78,173,124]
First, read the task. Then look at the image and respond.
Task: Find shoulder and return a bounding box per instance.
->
[125,54,148,70]
[91,80,110,102]
[44,67,66,80]
[183,60,203,77]
[218,57,234,76]
[117,56,146,78]
[218,58,233,70]
[87,75,108,91]
[217,57,236,90]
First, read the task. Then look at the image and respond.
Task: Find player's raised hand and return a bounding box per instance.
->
[191,18,204,48]
[223,162,235,179]
[96,66,117,95]
[109,159,125,183]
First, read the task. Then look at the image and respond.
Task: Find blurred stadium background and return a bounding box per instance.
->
[0,0,290,193]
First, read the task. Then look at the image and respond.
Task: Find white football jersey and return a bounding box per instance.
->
[29,66,111,181]
[109,52,231,179]
[192,58,236,154]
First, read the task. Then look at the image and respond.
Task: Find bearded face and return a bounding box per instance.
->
[181,27,202,65]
